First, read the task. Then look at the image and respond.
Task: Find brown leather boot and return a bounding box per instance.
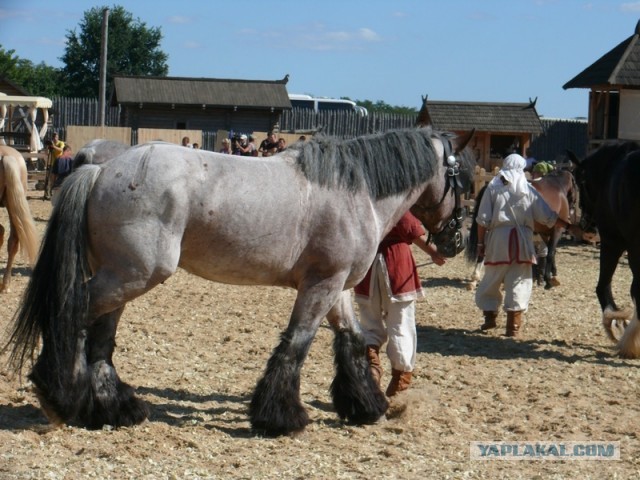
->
[385,369,412,397]
[366,345,383,387]
[506,310,523,337]
[480,311,498,331]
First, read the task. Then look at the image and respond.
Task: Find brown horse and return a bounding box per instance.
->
[530,168,579,288]
[0,145,38,292]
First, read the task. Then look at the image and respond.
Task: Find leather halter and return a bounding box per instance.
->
[412,137,465,255]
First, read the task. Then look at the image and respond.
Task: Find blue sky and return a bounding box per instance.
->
[1,0,639,119]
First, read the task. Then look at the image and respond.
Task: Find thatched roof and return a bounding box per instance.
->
[564,20,640,89]
[424,100,543,134]
[110,75,292,109]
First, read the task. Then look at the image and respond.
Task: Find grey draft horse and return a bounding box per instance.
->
[73,139,131,168]
[6,127,475,436]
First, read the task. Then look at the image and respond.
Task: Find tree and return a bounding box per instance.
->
[353,99,417,115]
[0,46,61,97]
[0,46,20,78]
[60,5,168,98]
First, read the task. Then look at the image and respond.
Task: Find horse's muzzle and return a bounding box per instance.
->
[431,220,467,258]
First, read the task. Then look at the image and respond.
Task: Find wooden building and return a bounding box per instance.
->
[422,99,543,170]
[563,20,640,151]
[110,75,292,134]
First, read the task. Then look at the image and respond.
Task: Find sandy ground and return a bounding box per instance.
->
[0,195,638,479]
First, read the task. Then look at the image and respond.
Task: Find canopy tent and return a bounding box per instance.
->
[0,92,53,152]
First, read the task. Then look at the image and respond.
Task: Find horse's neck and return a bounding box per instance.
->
[369,191,423,239]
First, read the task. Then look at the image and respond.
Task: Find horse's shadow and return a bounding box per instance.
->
[421,277,469,289]
[0,385,341,437]
[416,324,633,367]
[0,266,31,278]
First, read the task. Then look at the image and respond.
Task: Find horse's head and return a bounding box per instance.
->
[567,149,600,234]
[411,129,475,257]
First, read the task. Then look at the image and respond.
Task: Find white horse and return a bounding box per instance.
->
[6,127,475,436]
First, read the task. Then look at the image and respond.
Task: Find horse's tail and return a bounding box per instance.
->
[2,154,38,264]
[4,166,101,418]
[465,184,487,265]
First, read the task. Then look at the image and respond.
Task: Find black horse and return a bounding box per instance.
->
[569,141,640,357]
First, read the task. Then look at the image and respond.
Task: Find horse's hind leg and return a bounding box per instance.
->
[598,242,630,341]
[1,223,18,292]
[80,307,149,428]
[544,233,560,289]
[326,291,388,424]
[617,250,640,358]
[29,306,150,428]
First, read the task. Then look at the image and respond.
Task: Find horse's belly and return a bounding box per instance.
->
[178,250,295,288]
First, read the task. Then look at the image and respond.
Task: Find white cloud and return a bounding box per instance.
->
[621,2,640,12]
[168,15,192,24]
[242,24,382,52]
[358,28,381,42]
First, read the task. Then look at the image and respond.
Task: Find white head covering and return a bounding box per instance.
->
[490,153,529,198]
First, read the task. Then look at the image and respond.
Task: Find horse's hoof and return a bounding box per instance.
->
[550,277,560,287]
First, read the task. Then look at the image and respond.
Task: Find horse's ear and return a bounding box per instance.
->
[566,149,581,166]
[416,94,432,127]
[452,128,475,153]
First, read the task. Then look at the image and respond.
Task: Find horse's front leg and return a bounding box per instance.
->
[250,276,346,436]
[326,290,388,425]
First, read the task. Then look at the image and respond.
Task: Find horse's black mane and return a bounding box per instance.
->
[290,127,475,199]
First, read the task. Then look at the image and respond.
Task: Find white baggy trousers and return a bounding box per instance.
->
[356,256,417,372]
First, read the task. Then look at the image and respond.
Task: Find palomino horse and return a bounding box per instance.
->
[465,169,577,290]
[529,169,579,288]
[0,145,38,292]
[569,142,640,357]
[6,127,475,436]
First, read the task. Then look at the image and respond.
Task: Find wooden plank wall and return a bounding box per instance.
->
[66,126,131,150]
[137,128,202,146]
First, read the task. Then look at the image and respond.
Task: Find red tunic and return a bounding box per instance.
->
[354,211,425,299]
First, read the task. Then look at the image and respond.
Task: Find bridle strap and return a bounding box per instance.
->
[421,136,464,245]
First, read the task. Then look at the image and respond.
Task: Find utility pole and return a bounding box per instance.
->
[98,8,109,126]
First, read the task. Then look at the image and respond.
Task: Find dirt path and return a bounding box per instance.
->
[0,196,637,479]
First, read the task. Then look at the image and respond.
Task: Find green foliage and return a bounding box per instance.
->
[0,46,20,78]
[60,5,168,98]
[0,46,61,97]
[341,97,418,115]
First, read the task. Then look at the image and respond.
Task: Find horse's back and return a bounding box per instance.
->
[531,171,572,227]
[85,143,374,288]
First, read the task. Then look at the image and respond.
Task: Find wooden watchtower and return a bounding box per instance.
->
[564,20,640,152]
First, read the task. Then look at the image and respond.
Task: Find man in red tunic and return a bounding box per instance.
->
[355,211,446,396]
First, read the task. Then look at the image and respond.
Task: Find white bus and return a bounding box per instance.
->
[288,94,368,116]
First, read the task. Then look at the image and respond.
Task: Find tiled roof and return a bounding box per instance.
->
[564,20,640,89]
[425,100,543,134]
[110,75,292,109]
